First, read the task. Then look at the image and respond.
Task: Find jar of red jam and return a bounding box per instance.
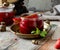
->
[19,14,44,34]
[0,4,15,26]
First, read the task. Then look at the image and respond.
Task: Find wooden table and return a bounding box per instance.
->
[38,39,57,50]
[0,21,59,50]
[37,21,60,50]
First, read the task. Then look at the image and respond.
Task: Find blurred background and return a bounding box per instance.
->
[7,0,60,11]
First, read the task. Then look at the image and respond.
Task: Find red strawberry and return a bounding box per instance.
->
[54,39,60,49]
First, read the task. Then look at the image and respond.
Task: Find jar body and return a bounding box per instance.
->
[0,11,15,26]
[20,17,43,34]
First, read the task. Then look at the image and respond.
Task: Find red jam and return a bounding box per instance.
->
[19,14,43,34]
[20,17,36,34]
[0,12,15,26]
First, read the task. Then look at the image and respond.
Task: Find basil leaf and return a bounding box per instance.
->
[40,33,46,37]
[35,28,40,34]
[40,31,47,37]
[31,31,36,34]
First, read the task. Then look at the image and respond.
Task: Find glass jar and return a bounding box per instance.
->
[19,16,43,34]
[0,4,15,26]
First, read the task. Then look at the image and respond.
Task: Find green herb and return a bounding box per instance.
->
[40,31,47,37]
[31,31,36,34]
[35,28,40,34]
[31,28,47,37]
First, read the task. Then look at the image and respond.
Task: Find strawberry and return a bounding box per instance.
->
[54,39,60,49]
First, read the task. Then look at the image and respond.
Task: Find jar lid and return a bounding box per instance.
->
[0,4,15,12]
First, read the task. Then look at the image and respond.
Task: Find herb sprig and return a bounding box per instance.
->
[31,28,47,37]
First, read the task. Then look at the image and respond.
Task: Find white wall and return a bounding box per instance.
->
[24,0,52,11]
[24,0,29,7]
[7,0,52,11]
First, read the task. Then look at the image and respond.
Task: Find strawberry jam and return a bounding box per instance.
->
[0,12,15,26]
[20,14,43,34]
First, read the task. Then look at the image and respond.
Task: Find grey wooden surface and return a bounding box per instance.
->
[0,21,59,50]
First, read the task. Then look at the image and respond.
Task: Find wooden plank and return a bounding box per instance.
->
[38,39,57,50]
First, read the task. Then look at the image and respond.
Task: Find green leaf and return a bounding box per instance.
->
[35,28,40,34]
[42,31,47,35]
[40,33,46,37]
[31,28,47,38]
[40,31,47,37]
[31,31,36,34]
